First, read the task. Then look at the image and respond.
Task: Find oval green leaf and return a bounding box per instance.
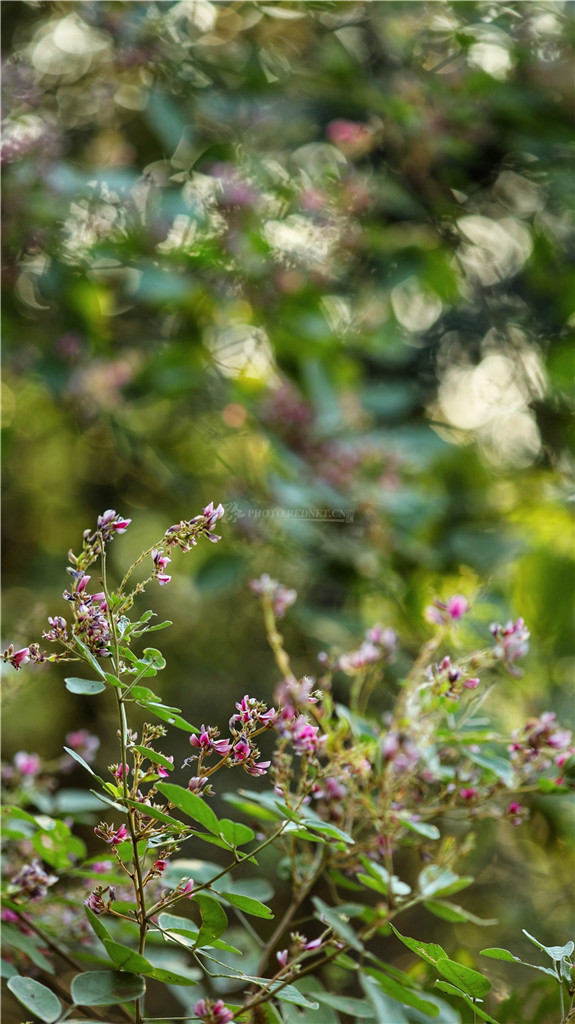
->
[156,782,220,833]
[65,677,106,695]
[436,958,491,998]
[7,977,62,1023]
[220,891,273,918]
[71,970,146,1006]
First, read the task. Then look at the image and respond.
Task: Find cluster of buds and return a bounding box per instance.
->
[275,708,325,759]
[192,998,234,1024]
[165,502,224,552]
[94,822,128,846]
[425,594,470,627]
[11,859,57,901]
[311,775,347,821]
[274,675,321,715]
[430,656,479,700]
[249,573,297,619]
[70,509,132,571]
[333,624,396,675]
[62,571,111,657]
[151,548,172,586]
[382,730,421,774]
[491,618,530,675]
[509,712,573,780]
[84,884,116,915]
[2,643,47,671]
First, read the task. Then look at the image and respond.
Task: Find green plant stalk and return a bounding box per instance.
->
[102,545,149,1024]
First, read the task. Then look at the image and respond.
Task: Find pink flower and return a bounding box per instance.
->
[154,859,168,874]
[157,756,174,778]
[249,574,296,619]
[463,677,480,690]
[13,751,41,777]
[291,717,323,757]
[157,573,172,586]
[447,595,469,620]
[425,595,470,627]
[276,949,288,967]
[244,759,271,777]
[459,788,478,801]
[7,647,31,670]
[233,739,251,762]
[193,998,234,1023]
[94,823,128,846]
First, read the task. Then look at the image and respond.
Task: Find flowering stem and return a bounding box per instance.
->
[101,544,148,1024]
[263,599,296,681]
[256,844,325,976]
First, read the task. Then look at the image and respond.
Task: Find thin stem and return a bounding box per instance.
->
[263,599,296,681]
[102,544,149,1024]
[256,845,325,976]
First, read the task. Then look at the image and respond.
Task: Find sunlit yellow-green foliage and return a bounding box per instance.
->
[2,2,573,1016]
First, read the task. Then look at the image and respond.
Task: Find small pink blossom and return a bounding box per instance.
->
[157,756,174,778]
[157,573,172,586]
[276,948,289,967]
[463,677,480,690]
[6,646,31,670]
[13,751,41,777]
[459,787,478,801]
[193,998,234,1024]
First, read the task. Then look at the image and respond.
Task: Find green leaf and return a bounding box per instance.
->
[361,973,409,1023]
[102,940,196,984]
[7,977,62,1022]
[315,991,375,1017]
[156,782,221,833]
[133,745,174,771]
[359,857,411,896]
[364,968,440,1016]
[194,892,228,945]
[65,676,106,695]
[522,930,575,961]
[63,746,108,787]
[144,619,173,633]
[418,865,473,899]
[435,959,491,998]
[390,926,447,967]
[271,982,319,1009]
[84,905,113,946]
[2,924,55,973]
[70,970,146,1006]
[312,896,363,951]
[300,816,354,845]
[218,818,255,847]
[141,647,167,670]
[220,891,273,918]
[137,701,198,732]
[425,901,498,926]
[434,982,502,1024]
[399,816,440,840]
[222,793,280,821]
[125,798,184,829]
[465,749,514,787]
[1,959,19,979]
[104,672,122,687]
[480,947,520,962]
[72,636,106,678]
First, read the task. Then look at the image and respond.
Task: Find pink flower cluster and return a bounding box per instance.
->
[249,573,297,619]
[193,998,234,1024]
[94,822,128,846]
[12,859,57,900]
[165,502,225,552]
[425,594,469,627]
[509,712,573,781]
[491,618,530,674]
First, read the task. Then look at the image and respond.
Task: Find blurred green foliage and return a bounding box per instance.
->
[1,1,574,1013]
